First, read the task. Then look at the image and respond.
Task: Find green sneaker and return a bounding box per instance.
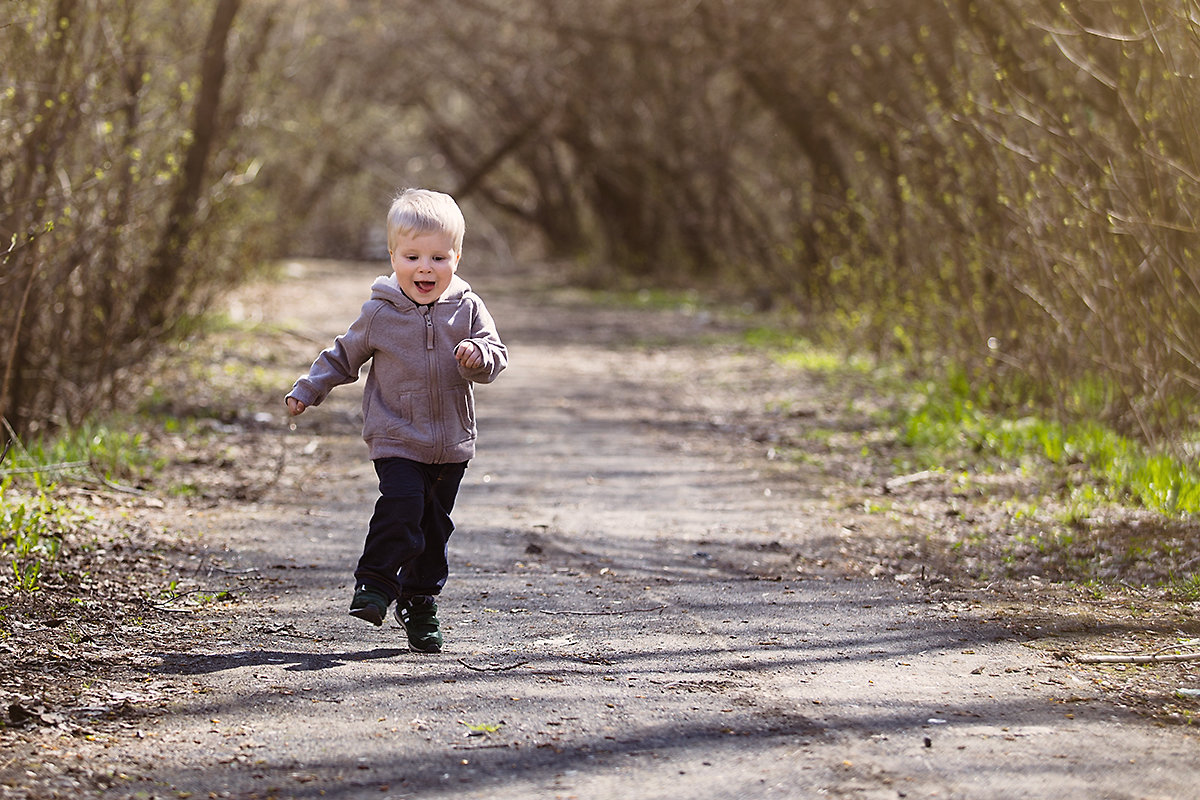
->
[396,595,442,653]
[349,584,390,626]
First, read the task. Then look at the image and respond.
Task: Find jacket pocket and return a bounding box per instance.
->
[452,386,476,444]
[363,388,415,440]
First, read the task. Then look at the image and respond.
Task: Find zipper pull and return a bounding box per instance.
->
[423,306,434,350]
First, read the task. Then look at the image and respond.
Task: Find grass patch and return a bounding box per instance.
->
[742,327,875,374]
[737,315,1200,520]
[629,287,703,312]
[1,422,160,485]
[1,422,158,591]
[0,484,77,593]
[1171,574,1200,602]
[738,326,1200,588]
[898,386,1200,517]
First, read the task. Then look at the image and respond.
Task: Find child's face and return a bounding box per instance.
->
[389,230,460,304]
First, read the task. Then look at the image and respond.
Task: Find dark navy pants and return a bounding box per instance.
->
[354,458,467,601]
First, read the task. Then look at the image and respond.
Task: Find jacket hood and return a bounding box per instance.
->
[370,273,472,308]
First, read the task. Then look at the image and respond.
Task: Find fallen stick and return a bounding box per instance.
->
[458,658,530,672]
[0,459,89,476]
[538,604,668,616]
[90,468,148,495]
[208,566,260,576]
[885,469,941,491]
[1074,651,1200,665]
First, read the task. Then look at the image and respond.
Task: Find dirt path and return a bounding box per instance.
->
[15,260,1200,799]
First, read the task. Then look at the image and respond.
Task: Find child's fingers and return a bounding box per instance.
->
[456,342,482,368]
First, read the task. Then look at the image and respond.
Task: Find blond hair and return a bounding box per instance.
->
[386,188,465,254]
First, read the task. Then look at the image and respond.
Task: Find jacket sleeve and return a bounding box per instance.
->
[286,301,379,406]
[457,294,508,384]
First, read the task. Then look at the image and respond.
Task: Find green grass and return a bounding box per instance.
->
[0,303,283,593]
[0,485,73,593]
[629,287,703,312]
[2,422,159,485]
[897,379,1200,516]
[743,326,876,374]
[1171,574,1200,602]
[741,328,1200,519]
[0,422,154,591]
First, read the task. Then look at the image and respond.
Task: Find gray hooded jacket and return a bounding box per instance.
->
[287,274,507,463]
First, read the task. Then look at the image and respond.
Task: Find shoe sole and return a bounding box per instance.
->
[348,606,384,626]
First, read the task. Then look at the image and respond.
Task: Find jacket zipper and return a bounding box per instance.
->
[421,305,444,461]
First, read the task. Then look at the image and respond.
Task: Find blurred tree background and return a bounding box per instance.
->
[3,0,1200,452]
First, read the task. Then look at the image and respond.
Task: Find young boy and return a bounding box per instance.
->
[285,188,507,653]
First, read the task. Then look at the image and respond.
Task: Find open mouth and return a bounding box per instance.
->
[414,280,436,293]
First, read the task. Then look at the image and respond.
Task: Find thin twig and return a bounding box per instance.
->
[538,604,668,616]
[145,587,225,610]
[451,742,513,751]
[1152,639,1199,657]
[458,658,530,672]
[1,417,28,459]
[885,469,941,491]
[0,460,89,477]
[88,456,148,495]
[1074,651,1200,665]
[0,426,149,497]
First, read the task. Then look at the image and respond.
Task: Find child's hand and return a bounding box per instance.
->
[286,396,307,416]
[455,341,483,369]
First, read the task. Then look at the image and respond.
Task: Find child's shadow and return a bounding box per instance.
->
[156,648,408,674]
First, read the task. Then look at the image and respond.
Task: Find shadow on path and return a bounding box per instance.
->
[159,648,409,674]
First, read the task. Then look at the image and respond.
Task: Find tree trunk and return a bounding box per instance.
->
[135,0,241,337]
